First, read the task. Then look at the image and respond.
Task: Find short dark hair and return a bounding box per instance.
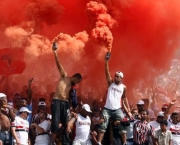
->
[140,109,149,115]
[72,73,82,80]
[171,112,179,117]
[131,108,138,113]
[160,120,168,126]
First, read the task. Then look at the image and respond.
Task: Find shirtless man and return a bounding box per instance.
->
[97,54,130,145]
[0,93,15,145]
[51,43,82,145]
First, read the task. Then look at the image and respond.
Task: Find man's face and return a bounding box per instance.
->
[21,99,27,107]
[157,116,164,123]
[0,96,7,106]
[140,111,148,121]
[137,104,144,111]
[81,108,89,117]
[73,78,82,84]
[132,109,138,115]
[160,124,167,131]
[38,105,46,111]
[15,98,21,106]
[114,74,122,84]
[38,110,46,118]
[22,111,29,119]
[93,111,100,118]
[171,115,179,124]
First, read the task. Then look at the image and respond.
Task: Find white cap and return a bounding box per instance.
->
[115,71,124,78]
[0,93,6,98]
[38,101,46,106]
[19,107,31,113]
[136,100,144,105]
[82,104,92,113]
[157,111,164,117]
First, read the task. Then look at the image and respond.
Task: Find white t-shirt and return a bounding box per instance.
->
[167,121,180,145]
[105,83,124,110]
[74,114,91,143]
[35,120,51,145]
[11,116,29,145]
[149,121,160,132]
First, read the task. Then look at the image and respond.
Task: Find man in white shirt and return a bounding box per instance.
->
[149,111,164,131]
[97,54,130,145]
[31,110,51,145]
[32,101,52,124]
[11,107,31,145]
[167,112,180,145]
[66,104,92,145]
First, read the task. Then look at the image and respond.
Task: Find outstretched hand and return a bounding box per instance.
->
[170,100,177,105]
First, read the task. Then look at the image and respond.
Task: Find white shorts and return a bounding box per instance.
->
[72,140,92,145]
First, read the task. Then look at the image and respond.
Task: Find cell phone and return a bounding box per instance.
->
[106,52,111,59]
[52,42,58,50]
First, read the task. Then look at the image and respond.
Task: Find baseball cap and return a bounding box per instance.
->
[19,107,31,113]
[115,71,124,78]
[82,104,92,113]
[157,111,164,117]
[162,104,168,109]
[0,93,6,98]
[136,100,144,105]
[38,101,46,106]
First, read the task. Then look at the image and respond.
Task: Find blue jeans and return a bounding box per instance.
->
[0,131,12,145]
[127,138,133,145]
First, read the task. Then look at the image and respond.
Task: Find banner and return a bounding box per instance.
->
[0,48,26,76]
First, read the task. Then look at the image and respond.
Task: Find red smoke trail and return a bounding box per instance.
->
[86,1,116,52]
[0,0,180,105]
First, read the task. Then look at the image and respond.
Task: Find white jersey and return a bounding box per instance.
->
[149,121,160,132]
[167,120,180,145]
[34,120,51,145]
[74,114,91,143]
[104,83,125,110]
[11,116,29,145]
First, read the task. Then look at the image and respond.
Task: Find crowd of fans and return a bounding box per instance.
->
[1,45,180,145]
[0,88,180,145]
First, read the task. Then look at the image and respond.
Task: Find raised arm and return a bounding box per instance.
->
[27,78,33,105]
[105,55,113,86]
[164,100,176,120]
[52,43,67,77]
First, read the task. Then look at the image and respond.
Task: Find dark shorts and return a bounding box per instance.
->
[133,141,148,145]
[51,99,70,133]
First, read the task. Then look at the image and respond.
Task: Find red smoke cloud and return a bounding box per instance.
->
[0,0,180,103]
[86,1,116,51]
